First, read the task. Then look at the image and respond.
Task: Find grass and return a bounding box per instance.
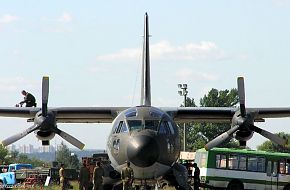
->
[14,180,79,190]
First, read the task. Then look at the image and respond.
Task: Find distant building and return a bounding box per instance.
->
[6,143,68,153]
[7,144,16,152]
[19,144,35,153]
[38,145,55,153]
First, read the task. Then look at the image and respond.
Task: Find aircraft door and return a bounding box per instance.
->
[266,161,278,190]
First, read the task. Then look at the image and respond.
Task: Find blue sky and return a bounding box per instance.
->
[1,0,290,150]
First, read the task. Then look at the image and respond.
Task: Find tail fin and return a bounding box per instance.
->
[140,12,151,106]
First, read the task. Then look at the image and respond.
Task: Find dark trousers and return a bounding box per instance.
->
[193,179,200,190]
[79,181,89,190]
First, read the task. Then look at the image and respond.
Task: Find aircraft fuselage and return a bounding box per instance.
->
[106,106,180,179]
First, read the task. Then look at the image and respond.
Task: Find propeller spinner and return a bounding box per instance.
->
[2,77,85,150]
[205,77,287,150]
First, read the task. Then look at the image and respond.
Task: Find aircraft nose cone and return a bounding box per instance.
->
[127,135,159,167]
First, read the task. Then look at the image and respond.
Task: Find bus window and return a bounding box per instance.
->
[228,154,238,170]
[238,155,246,170]
[195,151,208,168]
[257,157,265,172]
[286,159,290,174]
[216,154,226,169]
[200,153,207,167]
[279,160,286,174]
[248,157,258,171]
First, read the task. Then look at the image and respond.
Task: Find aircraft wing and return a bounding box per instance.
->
[163,107,290,123]
[0,107,129,123]
[1,106,290,124]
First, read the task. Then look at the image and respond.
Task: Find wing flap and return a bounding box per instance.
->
[164,107,235,123]
[0,107,128,123]
[163,107,290,123]
[0,107,40,118]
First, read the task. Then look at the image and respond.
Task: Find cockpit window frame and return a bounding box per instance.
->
[125,108,137,118]
[149,110,163,118]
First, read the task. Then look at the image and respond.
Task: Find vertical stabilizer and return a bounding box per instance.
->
[140,12,151,106]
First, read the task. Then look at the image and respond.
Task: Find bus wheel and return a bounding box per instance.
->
[227,180,244,190]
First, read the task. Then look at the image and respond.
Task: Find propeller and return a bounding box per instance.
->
[2,76,85,150]
[42,76,49,117]
[205,77,287,150]
[2,124,40,146]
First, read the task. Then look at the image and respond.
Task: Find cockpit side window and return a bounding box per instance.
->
[115,121,124,133]
[145,120,159,131]
[158,120,171,135]
[167,121,175,135]
[127,120,142,131]
[120,121,128,133]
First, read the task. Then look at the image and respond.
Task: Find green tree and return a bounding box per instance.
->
[257,132,290,153]
[179,97,196,150]
[56,142,80,169]
[3,150,45,167]
[184,88,239,151]
[0,144,9,164]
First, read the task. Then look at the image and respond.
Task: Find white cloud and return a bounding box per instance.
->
[96,41,228,62]
[57,12,73,23]
[175,68,219,82]
[96,48,142,61]
[0,14,19,23]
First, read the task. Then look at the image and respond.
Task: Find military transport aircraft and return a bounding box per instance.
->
[1,13,290,189]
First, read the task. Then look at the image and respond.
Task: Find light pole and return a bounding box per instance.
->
[178,83,188,151]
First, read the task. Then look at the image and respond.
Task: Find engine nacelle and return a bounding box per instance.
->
[34,130,55,141]
[234,130,253,142]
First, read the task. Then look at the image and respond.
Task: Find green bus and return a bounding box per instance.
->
[195,148,290,190]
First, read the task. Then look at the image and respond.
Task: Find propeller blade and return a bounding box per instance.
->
[237,77,246,117]
[2,124,39,146]
[205,125,240,150]
[250,125,288,146]
[42,76,49,117]
[55,129,85,150]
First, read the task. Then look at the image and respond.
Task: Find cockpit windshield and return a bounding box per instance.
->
[144,120,159,131]
[127,119,160,131]
[127,120,143,131]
